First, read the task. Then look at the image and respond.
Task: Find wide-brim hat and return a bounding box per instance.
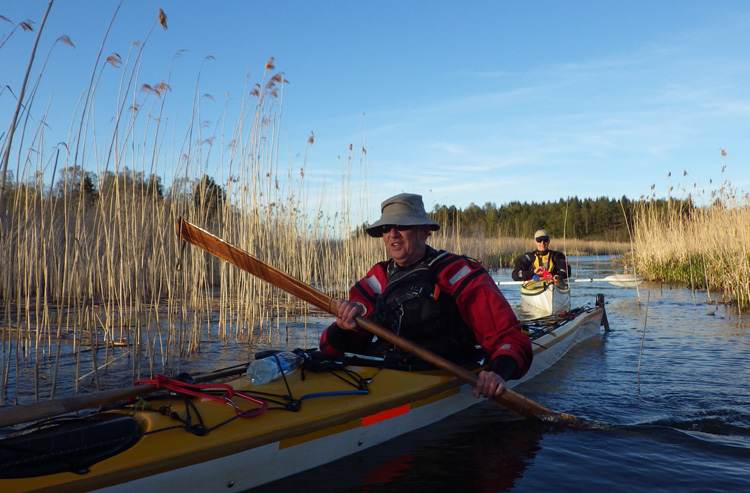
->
[365,193,440,238]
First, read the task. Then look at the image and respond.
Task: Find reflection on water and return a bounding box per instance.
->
[255,405,550,493]
[0,313,328,405]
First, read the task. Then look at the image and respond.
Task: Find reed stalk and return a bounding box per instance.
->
[0,0,54,208]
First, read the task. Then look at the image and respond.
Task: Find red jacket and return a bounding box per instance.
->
[320,249,532,380]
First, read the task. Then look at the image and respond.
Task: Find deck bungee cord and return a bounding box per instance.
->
[234,352,374,412]
[523,307,587,335]
[521,303,606,350]
[134,374,268,417]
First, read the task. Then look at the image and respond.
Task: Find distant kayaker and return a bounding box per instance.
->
[319,193,532,400]
[511,229,570,282]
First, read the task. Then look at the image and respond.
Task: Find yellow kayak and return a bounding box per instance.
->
[0,302,606,492]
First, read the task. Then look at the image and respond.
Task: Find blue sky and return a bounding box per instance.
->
[2,1,749,219]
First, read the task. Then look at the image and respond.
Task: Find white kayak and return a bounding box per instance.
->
[519,279,571,316]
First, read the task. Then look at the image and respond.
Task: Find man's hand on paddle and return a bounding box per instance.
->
[473,370,507,399]
[335,299,364,330]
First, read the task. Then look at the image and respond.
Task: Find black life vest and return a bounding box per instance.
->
[370,249,481,368]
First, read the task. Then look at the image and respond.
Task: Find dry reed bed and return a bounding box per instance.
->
[0,10,381,404]
[630,188,750,311]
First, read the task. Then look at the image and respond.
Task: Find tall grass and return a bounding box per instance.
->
[630,180,750,311]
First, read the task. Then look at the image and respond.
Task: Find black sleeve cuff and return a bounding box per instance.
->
[489,355,518,381]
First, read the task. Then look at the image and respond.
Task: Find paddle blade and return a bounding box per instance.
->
[176,218,335,314]
[602,274,644,287]
[572,274,644,288]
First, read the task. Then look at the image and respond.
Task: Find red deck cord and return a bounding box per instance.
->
[134,375,268,417]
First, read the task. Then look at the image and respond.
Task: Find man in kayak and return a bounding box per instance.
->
[511,229,570,282]
[319,193,532,399]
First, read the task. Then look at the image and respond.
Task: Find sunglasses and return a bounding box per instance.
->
[376,224,414,234]
[535,237,550,243]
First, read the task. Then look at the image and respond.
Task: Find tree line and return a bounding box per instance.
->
[431,196,695,242]
[2,166,227,216]
[3,167,696,243]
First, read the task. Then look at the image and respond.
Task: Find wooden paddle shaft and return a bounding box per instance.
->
[177,218,574,422]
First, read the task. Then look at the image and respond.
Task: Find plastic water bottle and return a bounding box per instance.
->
[246,351,303,385]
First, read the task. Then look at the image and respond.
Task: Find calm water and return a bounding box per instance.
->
[255,257,750,492]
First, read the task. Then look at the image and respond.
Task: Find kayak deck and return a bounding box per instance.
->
[2,366,470,492]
